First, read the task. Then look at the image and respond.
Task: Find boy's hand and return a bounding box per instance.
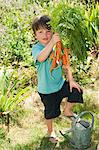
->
[51,33,61,45]
[69,80,82,93]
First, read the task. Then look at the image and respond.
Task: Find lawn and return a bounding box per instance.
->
[0,92,99,150]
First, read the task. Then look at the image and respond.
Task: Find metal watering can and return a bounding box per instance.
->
[60,111,94,150]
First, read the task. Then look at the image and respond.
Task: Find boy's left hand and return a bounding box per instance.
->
[69,80,82,93]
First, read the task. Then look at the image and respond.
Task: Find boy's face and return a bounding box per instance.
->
[35,27,53,46]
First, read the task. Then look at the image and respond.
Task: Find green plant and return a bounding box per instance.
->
[0,0,35,66]
[0,128,5,144]
[84,3,99,47]
[0,67,31,112]
[15,65,37,89]
[48,1,92,61]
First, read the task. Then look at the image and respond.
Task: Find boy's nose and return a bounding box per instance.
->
[43,35,47,39]
[43,32,47,37]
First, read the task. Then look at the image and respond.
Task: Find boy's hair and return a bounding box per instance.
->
[32,15,51,34]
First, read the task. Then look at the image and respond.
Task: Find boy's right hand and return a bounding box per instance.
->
[51,33,61,46]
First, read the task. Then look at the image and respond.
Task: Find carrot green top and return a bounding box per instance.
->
[32,42,65,94]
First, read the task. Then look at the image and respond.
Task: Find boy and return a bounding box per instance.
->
[32,15,83,143]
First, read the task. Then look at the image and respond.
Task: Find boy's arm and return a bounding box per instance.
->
[66,67,73,82]
[37,40,54,62]
[37,33,60,62]
[65,67,81,92]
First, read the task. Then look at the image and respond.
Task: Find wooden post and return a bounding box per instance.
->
[6,113,10,132]
[0,111,10,132]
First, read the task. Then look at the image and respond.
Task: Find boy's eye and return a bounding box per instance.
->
[47,30,51,32]
[47,30,51,33]
[37,29,51,34]
[38,31,42,33]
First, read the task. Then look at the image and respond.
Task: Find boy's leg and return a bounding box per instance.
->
[38,92,62,143]
[64,102,75,116]
[46,119,53,135]
[46,119,58,143]
[60,81,83,117]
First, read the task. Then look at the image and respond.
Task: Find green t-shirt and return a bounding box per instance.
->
[32,42,65,94]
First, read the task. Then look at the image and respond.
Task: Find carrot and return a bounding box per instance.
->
[50,51,55,60]
[56,41,62,64]
[50,41,70,72]
[56,41,62,49]
[56,49,61,63]
[63,48,70,66]
[62,54,67,65]
[63,48,69,55]
[50,57,57,72]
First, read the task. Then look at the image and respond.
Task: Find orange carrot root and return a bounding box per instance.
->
[50,57,57,72]
[56,41,62,63]
[56,41,62,49]
[63,48,69,55]
[62,54,67,65]
[50,51,55,60]
[63,48,70,65]
[50,41,70,72]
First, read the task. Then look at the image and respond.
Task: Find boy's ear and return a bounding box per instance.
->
[34,35,37,40]
[35,35,37,39]
[34,32,37,38]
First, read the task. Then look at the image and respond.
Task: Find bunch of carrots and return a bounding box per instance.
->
[50,41,70,72]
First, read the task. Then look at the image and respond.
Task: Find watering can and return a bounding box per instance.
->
[60,111,94,150]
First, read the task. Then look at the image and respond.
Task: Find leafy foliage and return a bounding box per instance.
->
[0,0,35,66]
[0,67,32,112]
[0,128,5,145]
[48,1,93,61]
[84,3,99,47]
[34,0,51,6]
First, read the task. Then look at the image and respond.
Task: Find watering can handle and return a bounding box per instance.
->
[74,111,94,128]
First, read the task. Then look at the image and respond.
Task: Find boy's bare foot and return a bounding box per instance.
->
[49,137,58,143]
[64,109,74,117]
[65,114,77,121]
[64,113,90,128]
[64,109,77,121]
[48,130,59,143]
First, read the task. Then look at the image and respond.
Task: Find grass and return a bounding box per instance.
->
[0,85,99,150]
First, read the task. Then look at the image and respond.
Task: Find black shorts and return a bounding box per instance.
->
[38,80,83,119]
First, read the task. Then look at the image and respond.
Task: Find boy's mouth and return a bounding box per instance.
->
[42,38,48,41]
